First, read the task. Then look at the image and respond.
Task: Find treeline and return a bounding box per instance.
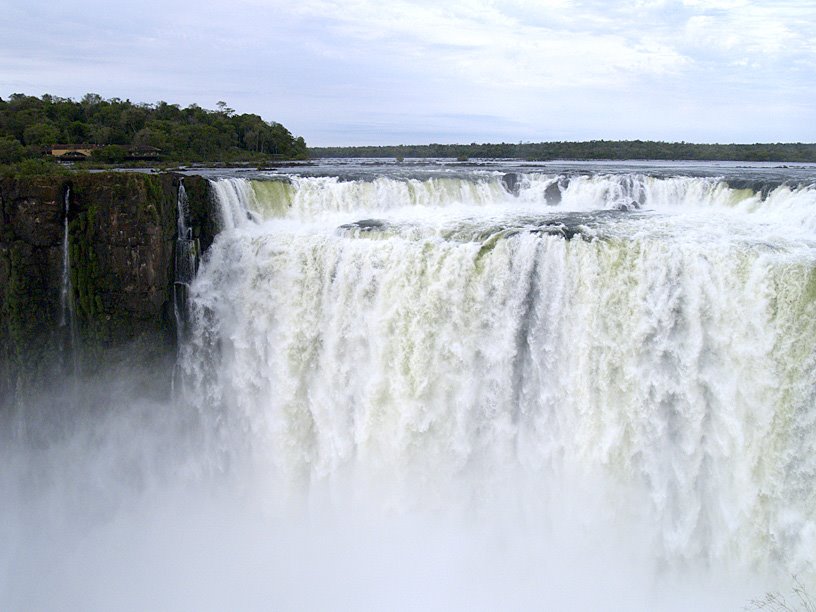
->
[310,140,816,162]
[0,93,307,164]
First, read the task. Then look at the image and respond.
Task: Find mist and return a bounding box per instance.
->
[0,371,771,611]
[4,162,816,610]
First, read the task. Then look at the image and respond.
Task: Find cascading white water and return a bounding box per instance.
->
[180,172,816,587]
[59,186,77,370]
[173,181,197,340]
[209,177,259,230]
[216,172,816,236]
[172,181,198,395]
[9,167,813,611]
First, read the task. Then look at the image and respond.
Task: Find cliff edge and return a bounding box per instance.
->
[0,172,215,409]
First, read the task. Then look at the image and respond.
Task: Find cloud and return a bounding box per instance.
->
[1,0,814,144]
[287,0,690,85]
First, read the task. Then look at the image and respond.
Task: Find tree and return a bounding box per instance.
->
[133,127,168,150]
[216,100,235,117]
[66,120,89,143]
[0,135,24,163]
[81,93,102,108]
[0,92,309,162]
[91,145,127,163]
[23,122,60,146]
[89,125,113,145]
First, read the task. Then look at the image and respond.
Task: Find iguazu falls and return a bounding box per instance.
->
[1,159,815,609]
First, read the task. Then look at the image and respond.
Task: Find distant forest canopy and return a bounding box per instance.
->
[310,141,816,162]
[0,93,307,164]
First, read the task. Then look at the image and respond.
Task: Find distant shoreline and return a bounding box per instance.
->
[309,140,816,163]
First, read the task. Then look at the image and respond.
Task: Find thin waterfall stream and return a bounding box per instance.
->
[59,185,76,372]
[172,180,198,395]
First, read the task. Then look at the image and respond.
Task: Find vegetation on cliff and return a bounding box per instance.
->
[311,140,816,162]
[0,172,218,407]
[0,93,308,164]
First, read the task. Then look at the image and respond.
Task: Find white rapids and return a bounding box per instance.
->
[176,169,816,603]
[4,164,816,611]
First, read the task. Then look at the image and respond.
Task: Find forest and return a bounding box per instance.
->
[311,140,816,162]
[0,93,307,165]
[3,93,814,166]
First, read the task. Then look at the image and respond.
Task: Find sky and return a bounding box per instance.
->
[1,0,815,146]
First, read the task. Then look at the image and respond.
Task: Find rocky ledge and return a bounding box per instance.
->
[0,172,216,408]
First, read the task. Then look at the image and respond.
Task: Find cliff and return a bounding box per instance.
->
[0,172,215,409]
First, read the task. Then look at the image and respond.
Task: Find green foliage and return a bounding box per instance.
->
[138,174,164,225]
[71,208,99,322]
[311,140,816,162]
[0,157,70,178]
[0,136,24,164]
[1,242,60,384]
[0,92,308,163]
[91,145,127,163]
[22,121,59,146]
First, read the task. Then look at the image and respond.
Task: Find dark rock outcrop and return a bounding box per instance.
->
[340,218,388,233]
[68,173,176,342]
[502,173,521,196]
[1,178,65,406]
[182,175,218,255]
[544,180,565,205]
[0,172,216,409]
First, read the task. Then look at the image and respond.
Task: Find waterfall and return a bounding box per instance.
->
[173,181,197,338]
[172,181,198,394]
[209,173,816,235]
[4,164,816,610]
[183,171,816,578]
[208,178,259,230]
[59,186,76,371]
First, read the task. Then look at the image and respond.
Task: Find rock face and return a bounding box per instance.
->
[1,177,66,406]
[544,179,566,205]
[0,172,215,409]
[501,172,521,196]
[68,173,176,343]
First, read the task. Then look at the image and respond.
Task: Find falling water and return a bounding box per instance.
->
[208,177,259,230]
[59,186,76,371]
[172,181,198,394]
[4,164,816,611]
[173,181,197,338]
[179,170,816,583]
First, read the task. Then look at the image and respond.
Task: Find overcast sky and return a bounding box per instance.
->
[1,0,814,146]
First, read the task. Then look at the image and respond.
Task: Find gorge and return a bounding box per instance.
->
[2,160,816,609]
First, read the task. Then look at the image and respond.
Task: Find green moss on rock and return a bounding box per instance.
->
[0,171,217,407]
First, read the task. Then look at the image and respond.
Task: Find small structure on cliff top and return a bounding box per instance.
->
[49,144,100,160]
[49,144,161,161]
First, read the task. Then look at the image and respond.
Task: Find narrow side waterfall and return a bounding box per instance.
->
[172,181,198,394]
[173,181,197,340]
[59,186,76,370]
